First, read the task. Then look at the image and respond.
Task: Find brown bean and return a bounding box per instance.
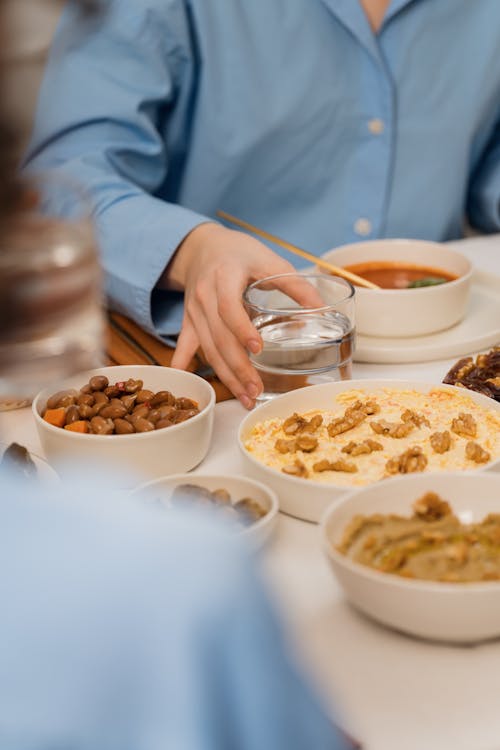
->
[78,403,97,419]
[65,405,80,425]
[79,383,93,395]
[89,375,109,391]
[148,409,162,425]
[172,409,198,424]
[114,418,135,435]
[132,417,155,433]
[93,391,109,406]
[77,393,95,407]
[99,403,128,419]
[132,404,151,419]
[150,390,175,407]
[46,389,78,409]
[135,389,155,404]
[175,397,198,410]
[157,405,177,420]
[124,378,143,394]
[120,394,137,410]
[155,419,174,430]
[104,384,121,398]
[90,416,114,435]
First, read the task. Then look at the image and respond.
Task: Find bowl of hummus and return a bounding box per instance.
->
[321,472,500,643]
[239,380,500,522]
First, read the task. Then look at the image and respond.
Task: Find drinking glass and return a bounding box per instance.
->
[0,172,104,408]
[243,273,355,401]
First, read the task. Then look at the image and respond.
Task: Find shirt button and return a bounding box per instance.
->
[354,218,372,236]
[368,118,385,135]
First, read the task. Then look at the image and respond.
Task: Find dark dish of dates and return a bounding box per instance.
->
[443,347,500,402]
[156,483,267,529]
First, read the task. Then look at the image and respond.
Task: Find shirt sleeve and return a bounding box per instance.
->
[467,118,500,233]
[24,0,206,338]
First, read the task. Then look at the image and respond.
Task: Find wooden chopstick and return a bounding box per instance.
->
[216,210,379,290]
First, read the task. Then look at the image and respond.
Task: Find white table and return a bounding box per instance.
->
[1,236,499,750]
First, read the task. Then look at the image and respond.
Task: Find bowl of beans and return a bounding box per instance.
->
[132,473,279,547]
[33,366,215,483]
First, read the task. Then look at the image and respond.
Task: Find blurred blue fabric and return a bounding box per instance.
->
[26,0,500,336]
[0,473,346,749]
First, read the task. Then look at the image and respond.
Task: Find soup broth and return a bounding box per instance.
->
[343,261,457,289]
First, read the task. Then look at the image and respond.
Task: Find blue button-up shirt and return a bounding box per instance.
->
[27,0,500,337]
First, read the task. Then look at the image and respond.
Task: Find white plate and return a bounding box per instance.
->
[354,270,500,364]
[0,441,59,484]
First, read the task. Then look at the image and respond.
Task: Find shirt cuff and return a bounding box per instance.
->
[98,194,210,338]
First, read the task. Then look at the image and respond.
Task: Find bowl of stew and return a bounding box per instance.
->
[319,239,472,337]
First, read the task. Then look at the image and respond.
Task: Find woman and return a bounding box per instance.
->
[26,0,500,405]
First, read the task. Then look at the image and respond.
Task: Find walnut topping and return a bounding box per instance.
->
[430,430,451,454]
[275,435,318,454]
[282,413,307,435]
[275,438,297,454]
[327,410,366,437]
[296,435,319,452]
[370,419,414,438]
[313,458,358,473]
[326,400,379,438]
[386,446,428,474]
[342,438,383,456]
[401,409,430,428]
[451,412,477,438]
[346,399,380,416]
[281,459,308,477]
[282,413,323,435]
[465,441,491,464]
[413,492,451,521]
[487,377,500,388]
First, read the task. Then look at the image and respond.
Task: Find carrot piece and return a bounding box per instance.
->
[43,408,67,428]
[64,420,89,433]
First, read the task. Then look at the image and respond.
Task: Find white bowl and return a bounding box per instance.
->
[238,379,500,522]
[320,239,472,337]
[321,472,500,643]
[132,473,279,548]
[33,365,215,485]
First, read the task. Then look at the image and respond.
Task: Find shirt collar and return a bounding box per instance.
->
[318,0,420,65]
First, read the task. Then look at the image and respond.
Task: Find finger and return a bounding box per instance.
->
[216,272,262,355]
[252,254,326,308]
[266,273,326,308]
[190,308,257,409]
[171,315,199,370]
[194,289,263,400]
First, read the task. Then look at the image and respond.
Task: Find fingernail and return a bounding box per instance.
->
[246,382,259,399]
[240,394,253,410]
[248,339,261,355]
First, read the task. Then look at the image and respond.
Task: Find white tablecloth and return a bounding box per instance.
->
[1,235,499,750]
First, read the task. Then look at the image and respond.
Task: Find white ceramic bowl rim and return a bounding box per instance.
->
[320,472,500,594]
[238,380,500,488]
[322,240,473,295]
[32,367,216,442]
[243,272,355,313]
[132,473,279,536]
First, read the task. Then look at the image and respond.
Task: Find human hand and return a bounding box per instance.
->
[163,222,321,408]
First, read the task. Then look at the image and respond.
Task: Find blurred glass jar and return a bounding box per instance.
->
[0,173,104,408]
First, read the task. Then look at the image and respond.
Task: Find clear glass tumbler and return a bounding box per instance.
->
[243,273,355,401]
[0,173,104,408]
